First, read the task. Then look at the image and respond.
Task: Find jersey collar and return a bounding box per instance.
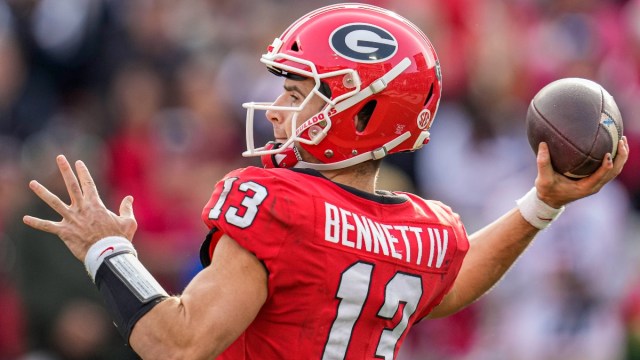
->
[290,168,409,205]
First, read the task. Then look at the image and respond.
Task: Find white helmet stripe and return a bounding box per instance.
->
[334,57,411,113]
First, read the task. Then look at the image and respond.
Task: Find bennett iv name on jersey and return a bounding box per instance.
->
[325,202,451,269]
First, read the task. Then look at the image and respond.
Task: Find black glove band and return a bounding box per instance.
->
[95,251,169,345]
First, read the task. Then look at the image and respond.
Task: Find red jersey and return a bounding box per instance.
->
[200,167,469,359]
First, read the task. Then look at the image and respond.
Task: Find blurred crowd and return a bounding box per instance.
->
[0,0,639,359]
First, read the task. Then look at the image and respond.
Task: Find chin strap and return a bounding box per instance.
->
[261,142,302,168]
[292,132,411,171]
[261,132,411,170]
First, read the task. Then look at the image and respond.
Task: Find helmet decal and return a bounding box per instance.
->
[417,109,433,130]
[329,23,398,63]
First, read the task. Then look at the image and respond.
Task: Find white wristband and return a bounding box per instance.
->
[516,187,565,230]
[84,236,136,281]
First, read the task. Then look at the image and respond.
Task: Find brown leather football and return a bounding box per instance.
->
[526,78,623,178]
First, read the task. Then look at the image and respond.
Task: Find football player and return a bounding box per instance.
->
[23,3,628,359]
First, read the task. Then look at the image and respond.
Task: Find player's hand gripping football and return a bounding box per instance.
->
[535,137,629,209]
[23,155,137,261]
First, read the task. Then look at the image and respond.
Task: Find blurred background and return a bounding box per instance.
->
[0,0,638,359]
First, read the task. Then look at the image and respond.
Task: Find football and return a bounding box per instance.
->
[525,77,624,178]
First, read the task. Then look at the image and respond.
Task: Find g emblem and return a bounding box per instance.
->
[329,23,398,63]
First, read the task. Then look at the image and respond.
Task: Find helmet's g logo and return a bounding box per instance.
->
[330,23,398,63]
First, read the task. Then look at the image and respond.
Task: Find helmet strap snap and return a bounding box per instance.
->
[261,142,302,169]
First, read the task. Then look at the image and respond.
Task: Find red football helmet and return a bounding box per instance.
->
[242,3,442,170]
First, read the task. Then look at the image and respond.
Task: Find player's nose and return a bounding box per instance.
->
[265,94,287,125]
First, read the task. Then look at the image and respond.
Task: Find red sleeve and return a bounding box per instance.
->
[410,197,470,319]
[200,167,290,275]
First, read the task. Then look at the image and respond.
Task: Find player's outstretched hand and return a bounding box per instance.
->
[535,136,629,208]
[23,155,137,261]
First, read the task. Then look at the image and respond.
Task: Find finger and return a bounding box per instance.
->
[75,160,100,201]
[536,142,554,177]
[56,155,83,205]
[118,195,137,240]
[23,215,61,235]
[584,149,621,192]
[624,135,630,152]
[611,137,629,175]
[119,195,135,219]
[585,149,612,179]
[29,180,70,216]
[592,138,628,182]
